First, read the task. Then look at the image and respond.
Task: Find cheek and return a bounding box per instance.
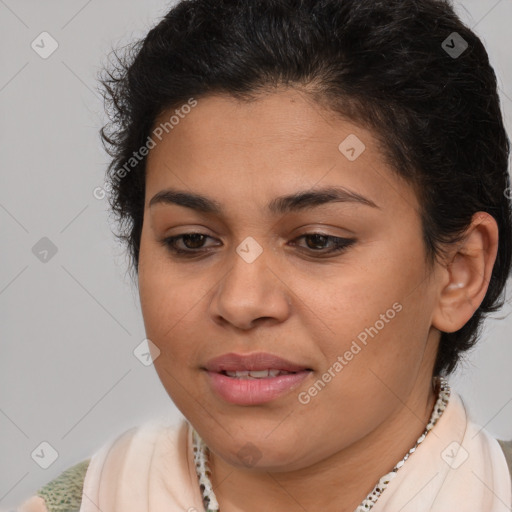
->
[138,259,204,406]
[309,241,433,368]
[301,261,405,338]
[138,236,193,349]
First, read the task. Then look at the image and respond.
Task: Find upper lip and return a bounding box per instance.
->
[203,352,311,373]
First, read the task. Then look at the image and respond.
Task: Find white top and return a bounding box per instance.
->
[13,390,512,512]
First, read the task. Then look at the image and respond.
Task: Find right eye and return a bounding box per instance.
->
[161,233,219,256]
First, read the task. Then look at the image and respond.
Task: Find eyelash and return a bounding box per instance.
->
[160,232,356,258]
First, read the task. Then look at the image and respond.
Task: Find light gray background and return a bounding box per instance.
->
[1,0,511,508]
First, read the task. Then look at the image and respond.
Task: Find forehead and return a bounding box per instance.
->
[144,89,419,215]
[148,89,364,158]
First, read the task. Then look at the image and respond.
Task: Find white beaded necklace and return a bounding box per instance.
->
[192,376,450,512]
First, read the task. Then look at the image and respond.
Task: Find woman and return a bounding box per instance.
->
[15,0,512,510]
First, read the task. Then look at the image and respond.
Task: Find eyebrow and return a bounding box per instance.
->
[149,185,379,215]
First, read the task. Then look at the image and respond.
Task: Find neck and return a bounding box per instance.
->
[208,377,439,512]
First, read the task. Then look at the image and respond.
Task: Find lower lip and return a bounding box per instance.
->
[205,370,311,405]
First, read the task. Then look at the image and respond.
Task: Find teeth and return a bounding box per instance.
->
[224,369,293,379]
[249,370,272,378]
[227,370,249,377]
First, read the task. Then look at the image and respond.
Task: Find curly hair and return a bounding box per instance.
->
[98,0,512,377]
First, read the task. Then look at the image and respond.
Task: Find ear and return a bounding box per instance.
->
[432,212,499,333]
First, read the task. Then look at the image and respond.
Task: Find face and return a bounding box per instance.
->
[138,89,443,471]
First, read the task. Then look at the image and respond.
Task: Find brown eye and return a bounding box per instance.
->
[161,233,218,256]
[160,232,356,258]
[291,233,356,255]
[304,234,330,250]
[180,233,208,249]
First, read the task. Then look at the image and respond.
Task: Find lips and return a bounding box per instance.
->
[202,352,313,405]
[203,352,311,373]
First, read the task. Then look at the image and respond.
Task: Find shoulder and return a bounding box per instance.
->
[16,459,91,512]
[79,418,199,511]
[14,418,189,512]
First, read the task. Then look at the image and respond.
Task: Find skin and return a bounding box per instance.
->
[137,88,498,512]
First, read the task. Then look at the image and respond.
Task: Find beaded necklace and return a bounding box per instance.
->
[192,376,450,512]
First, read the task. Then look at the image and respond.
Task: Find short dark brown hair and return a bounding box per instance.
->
[99,0,512,376]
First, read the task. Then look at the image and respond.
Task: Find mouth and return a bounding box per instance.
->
[203,351,312,374]
[202,352,313,405]
[219,369,309,379]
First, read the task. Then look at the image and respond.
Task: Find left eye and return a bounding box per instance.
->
[161,233,356,257]
[292,233,356,254]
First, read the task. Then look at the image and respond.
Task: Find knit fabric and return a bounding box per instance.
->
[499,440,512,476]
[35,459,90,512]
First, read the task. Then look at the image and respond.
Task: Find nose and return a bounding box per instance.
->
[209,242,292,330]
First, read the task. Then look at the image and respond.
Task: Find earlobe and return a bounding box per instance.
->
[432,212,499,334]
